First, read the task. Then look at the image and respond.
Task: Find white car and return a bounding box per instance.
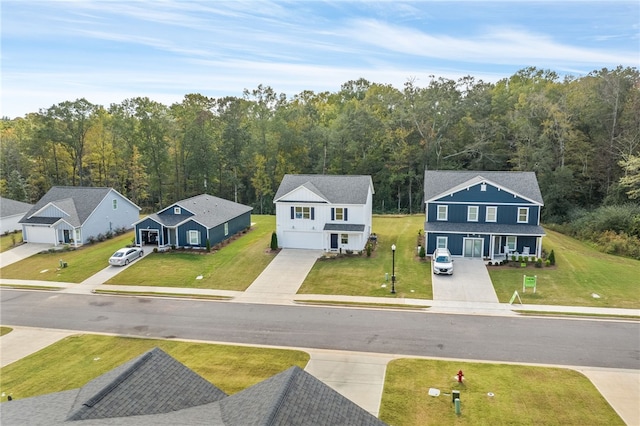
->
[432,248,454,275]
[109,247,143,266]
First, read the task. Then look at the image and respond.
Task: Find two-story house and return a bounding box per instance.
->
[274,174,374,251]
[424,170,545,260]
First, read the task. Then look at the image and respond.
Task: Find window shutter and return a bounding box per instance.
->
[331,208,335,220]
[344,208,348,221]
[311,207,315,220]
[291,206,294,219]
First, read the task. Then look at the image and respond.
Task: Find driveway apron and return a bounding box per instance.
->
[432,258,499,303]
[0,243,53,268]
[235,249,322,304]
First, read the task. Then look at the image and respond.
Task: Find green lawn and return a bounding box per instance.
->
[0,334,309,400]
[0,232,23,253]
[0,327,12,337]
[0,232,135,283]
[379,358,623,426]
[298,215,432,299]
[489,228,640,308]
[104,215,276,290]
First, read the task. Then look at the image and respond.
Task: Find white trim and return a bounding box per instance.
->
[485,206,497,222]
[467,206,479,222]
[426,176,543,206]
[437,205,448,221]
[427,200,540,206]
[517,207,529,223]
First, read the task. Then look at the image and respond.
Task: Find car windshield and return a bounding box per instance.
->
[112,252,124,258]
[436,255,450,262]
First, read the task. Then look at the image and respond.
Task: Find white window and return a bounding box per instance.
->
[188,230,199,245]
[437,205,448,221]
[112,199,118,209]
[436,236,448,249]
[335,208,344,221]
[341,234,348,244]
[480,183,487,192]
[467,206,479,222]
[486,206,497,222]
[506,236,517,251]
[517,207,529,223]
[174,207,181,215]
[295,206,311,219]
[224,222,229,236]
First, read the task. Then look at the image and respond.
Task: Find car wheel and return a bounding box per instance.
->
[125,259,130,265]
[139,250,143,257]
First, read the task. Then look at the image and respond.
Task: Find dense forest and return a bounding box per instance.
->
[2,67,639,227]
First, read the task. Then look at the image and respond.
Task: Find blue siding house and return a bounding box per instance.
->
[424,171,545,260]
[134,194,252,249]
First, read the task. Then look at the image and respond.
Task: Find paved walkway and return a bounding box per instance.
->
[1,246,639,424]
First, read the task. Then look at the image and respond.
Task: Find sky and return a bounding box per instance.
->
[1,0,639,118]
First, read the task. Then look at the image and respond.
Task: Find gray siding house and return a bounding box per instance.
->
[19,187,140,247]
[134,194,253,249]
[424,170,545,260]
[0,197,33,234]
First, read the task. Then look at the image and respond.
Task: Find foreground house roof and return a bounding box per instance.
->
[1,348,386,426]
[274,174,374,204]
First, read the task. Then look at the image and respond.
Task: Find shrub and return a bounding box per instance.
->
[97,233,106,242]
[548,249,556,266]
[517,255,524,263]
[206,239,211,252]
[511,255,517,262]
[153,247,158,253]
[105,230,114,239]
[87,236,96,244]
[535,258,543,268]
[270,232,278,250]
[366,243,372,257]
[545,259,551,267]
[418,245,426,259]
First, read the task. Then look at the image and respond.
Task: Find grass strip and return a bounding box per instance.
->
[0,284,63,291]
[0,327,12,336]
[380,358,623,425]
[0,334,309,400]
[294,300,429,310]
[94,289,232,300]
[513,310,640,320]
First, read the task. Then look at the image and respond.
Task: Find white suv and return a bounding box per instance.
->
[432,248,454,275]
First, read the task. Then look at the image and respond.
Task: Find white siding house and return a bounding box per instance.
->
[274,175,374,251]
[0,197,33,234]
[19,187,140,246]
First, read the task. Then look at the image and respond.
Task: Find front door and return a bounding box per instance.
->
[63,229,70,243]
[330,233,338,250]
[463,238,483,258]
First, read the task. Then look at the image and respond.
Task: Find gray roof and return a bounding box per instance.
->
[148,194,252,229]
[19,187,138,226]
[1,348,387,425]
[274,174,374,205]
[0,197,33,218]
[324,223,366,232]
[425,221,546,236]
[424,170,544,205]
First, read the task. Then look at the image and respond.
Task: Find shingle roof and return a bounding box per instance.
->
[425,221,546,236]
[153,194,253,229]
[274,174,374,204]
[1,348,387,425]
[424,170,544,204]
[0,197,33,218]
[65,347,227,421]
[19,187,138,226]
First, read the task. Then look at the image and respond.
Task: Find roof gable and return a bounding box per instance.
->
[424,171,544,205]
[142,194,252,229]
[274,174,374,205]
[66,347,226,421]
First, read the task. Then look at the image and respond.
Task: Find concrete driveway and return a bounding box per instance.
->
[0,243,53,268]
[432,257,499,303]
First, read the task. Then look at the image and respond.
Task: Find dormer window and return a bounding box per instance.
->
[174,207,181,215]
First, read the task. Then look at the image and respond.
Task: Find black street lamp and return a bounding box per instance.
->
[391,244,396,294]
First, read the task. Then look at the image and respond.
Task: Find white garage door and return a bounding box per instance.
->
[24,225,55,244]
[281,231,323,249]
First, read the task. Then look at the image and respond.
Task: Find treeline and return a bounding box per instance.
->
[1,66,639,224]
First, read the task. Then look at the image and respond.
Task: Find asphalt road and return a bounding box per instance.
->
[1,289,638,369]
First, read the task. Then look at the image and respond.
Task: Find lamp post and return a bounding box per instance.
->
[391,244,396,294]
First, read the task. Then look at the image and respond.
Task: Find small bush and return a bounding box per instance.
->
[270,232,278,250]
[511,255,517,262]
[206,239,211,252]
[105,230,114,239]
[545,259,551,267]
[87,236,96,244]
[535,258,543,268]
[97,233,106,242]
[153,247,158,253]
[366,243,372,257]
[548,249,556,266]
[418,245,426,259]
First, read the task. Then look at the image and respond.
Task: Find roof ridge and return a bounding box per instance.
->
[66,349,155,420]
[261,367,300,426]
